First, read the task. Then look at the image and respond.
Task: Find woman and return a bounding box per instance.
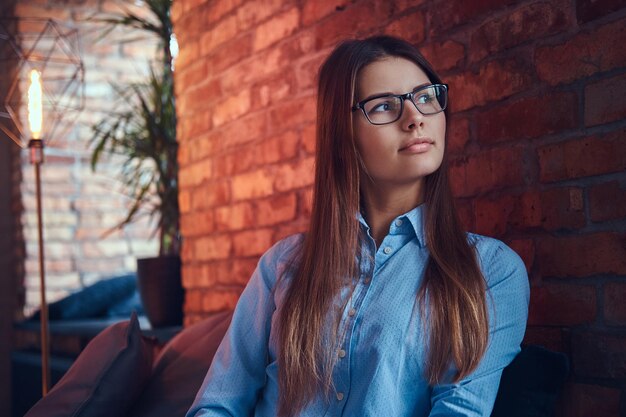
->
[187,36,529,417]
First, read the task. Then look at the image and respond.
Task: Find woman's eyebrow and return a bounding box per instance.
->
[359,82,432,102]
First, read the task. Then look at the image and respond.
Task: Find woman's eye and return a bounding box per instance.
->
[370,100,395,113]
[416,93,434,104]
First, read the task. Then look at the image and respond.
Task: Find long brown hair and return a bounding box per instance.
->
[277,36,488,416]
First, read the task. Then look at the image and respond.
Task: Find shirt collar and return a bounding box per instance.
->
[357,204,426,248]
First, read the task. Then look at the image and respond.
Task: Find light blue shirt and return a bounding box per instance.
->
[187,205,530,417]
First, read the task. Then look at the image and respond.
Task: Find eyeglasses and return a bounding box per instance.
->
[352,83,448,125]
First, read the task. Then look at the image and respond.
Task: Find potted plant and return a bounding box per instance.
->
[89,0,182,327]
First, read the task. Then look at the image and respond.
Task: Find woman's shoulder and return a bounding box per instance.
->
[466,232,528,290]
[258,233,305,270]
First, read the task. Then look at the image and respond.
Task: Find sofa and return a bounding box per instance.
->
[24,311,569,417]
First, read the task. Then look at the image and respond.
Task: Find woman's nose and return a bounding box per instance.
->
[401,98,424,130]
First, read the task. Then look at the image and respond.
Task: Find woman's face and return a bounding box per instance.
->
[353,57,446,188]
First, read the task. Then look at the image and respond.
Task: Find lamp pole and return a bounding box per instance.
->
[28,69,49,395]
[29,138,49,395]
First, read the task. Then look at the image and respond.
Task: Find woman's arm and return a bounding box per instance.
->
[429,239,530,416]
[185,237,296,417]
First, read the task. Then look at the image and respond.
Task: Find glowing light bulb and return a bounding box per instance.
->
[28,69,43,139]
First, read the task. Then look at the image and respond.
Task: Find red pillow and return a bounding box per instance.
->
[25,312,157,417]
[128,310,233,417]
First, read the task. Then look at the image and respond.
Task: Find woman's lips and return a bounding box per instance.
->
[399,138,434,153]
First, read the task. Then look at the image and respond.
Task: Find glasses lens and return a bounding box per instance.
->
[413,85,447,115]
[363,96,402,124]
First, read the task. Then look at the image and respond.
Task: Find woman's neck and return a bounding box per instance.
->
[361,180,424,247]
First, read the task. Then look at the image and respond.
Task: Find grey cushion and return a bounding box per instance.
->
[25,312,157,417]
[128,310,233,417]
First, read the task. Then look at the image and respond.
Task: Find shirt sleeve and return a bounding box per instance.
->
[429,239,530,417]
[185,237,295,417]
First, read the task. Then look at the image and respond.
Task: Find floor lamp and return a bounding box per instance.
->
[0,17,84,396]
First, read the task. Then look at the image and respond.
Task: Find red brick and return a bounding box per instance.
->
[256,193,297,226]
[178,158,212,188]
[391,0,428,13]
[208,34,254,75]
[274,157,315,192]
[208,258,259,286]
[274,218,309,241]
[474,195,515,237]
[182,263,219,289]
[528,284,596,326]
[604,282,626,325]
[302,0,348,26]
[589,181,626,222]
[585,73,626,127]
[301,187,313,218]
[536,232,626,278]
[194,234,232,261]
[571,331,626,378]
[470,0,571,62]
[202,289,241,312]
[184,78,222,113]
[232,228,274,256]
[384,10,425,44]
[214,148,255,177]
[522,326,566,352]
[429,0,521,35]
[212,89,251,127]
[455,198,474,232]
[253,71,295,108]
[215,201,254,231]
[219,47,290,93]
[175,39,199,72]
[260,130,299,164]
[420,40,465,73]
[447,116,469,154]
[253,7,300,51]
[232,168,275,200]
[182,110,211,139]
[178,190,191,214]
[172,10,205,44]
[476,92,578,143]
[199,13,239,57]
[180,210,215,237]
[269,96,317,132]
[537,130,626,182]
[302,123,316,155]
[236,0,287,31]
[536,17,626,85]
[313,1,393,50]
[205,0,245,25]
[296,52,326,91]
[507,239,535,271]
[447,58,534,112]
[449,147,525,197]
[562,383,621,417]
[183,131,218,163]
[190,179,231,210]
[576,0,626,24]
[177,63,208,108]
[218,112,269,152]
[504,188,585,232]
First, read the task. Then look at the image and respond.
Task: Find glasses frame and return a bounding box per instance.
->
[351,83,448,125]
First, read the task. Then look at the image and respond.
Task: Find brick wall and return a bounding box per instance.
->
[172,0,626,413]
[11,0,160,314]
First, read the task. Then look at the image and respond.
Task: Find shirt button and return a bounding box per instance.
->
[383,246,392,254]
[336,392,344,401]
[363,277,371,285]
[348,308,356,317]
[338,349,346,358]
[395,219,403,227]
